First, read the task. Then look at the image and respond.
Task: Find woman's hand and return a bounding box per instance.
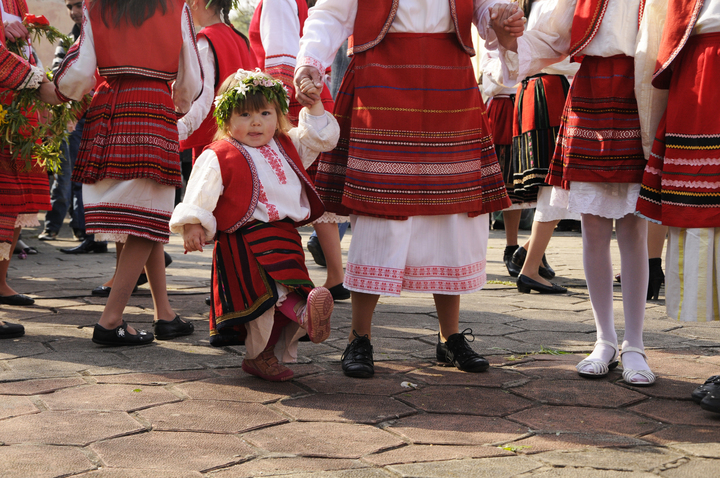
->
[37,82,62,105]
[294,65,322,107]
[3,20,29,43]
[490,3,526,52]
[182,223,206,253]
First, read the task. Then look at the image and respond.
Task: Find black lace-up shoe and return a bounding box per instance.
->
[436,328,489,373]
[341,330,374,378]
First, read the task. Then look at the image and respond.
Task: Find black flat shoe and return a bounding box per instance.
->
[437,329,489,373]
[306,235,326,267]
[647,257,664,300]
[0,321,25,339]
[327,283,350,301]
[503,245,520,277]
[512,247,555,280]
[341,330,374,378]
[137,251,173,286]
[205,296,212,306]
[153,315,194,340]
[60,238,108,254]
[91,285,139,297]
[0,294,35,306]
[92,321,154,346]
[517,274,567,294]
[692,375,720,404]
[700,390,720,414]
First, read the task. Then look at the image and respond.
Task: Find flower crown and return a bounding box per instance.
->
[213,69,290,128]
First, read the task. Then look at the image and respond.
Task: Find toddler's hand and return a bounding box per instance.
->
[294,65,322,106]
[182,223,206,253]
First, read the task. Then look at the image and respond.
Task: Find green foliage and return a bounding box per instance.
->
[0,17,86,174]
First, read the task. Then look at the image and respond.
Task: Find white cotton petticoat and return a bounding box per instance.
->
[344,213,489,296]
[549,182,641,219]
[534,187,581,222]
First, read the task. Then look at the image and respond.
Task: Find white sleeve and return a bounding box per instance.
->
[169,149,223,239]
[473,0,506,48]
[514,0,575,79]
[173,4,204,114]
[288,108,340,169]
[260,0,300,90]
[480,49,517,96]
[178,36,214,141]
[297,0,357,74]
[635,0,669,159]
[54,3,98,101]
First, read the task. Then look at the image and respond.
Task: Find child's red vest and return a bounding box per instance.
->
[88,0,184,80]
[211,135,325,234]
[180,23,258,152]
[652,0,704,89]
[349,0,475,56]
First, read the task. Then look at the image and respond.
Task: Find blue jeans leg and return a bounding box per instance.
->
[43,139,73,233]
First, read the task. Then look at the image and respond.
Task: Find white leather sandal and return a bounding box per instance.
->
[576,339,619,378]
[620,346,656,387]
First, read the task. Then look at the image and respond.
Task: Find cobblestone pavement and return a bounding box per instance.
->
[1,222,719,477]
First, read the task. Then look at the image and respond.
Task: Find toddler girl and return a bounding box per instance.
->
[170,69,340,381]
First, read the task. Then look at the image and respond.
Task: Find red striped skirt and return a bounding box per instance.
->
[546,56,645,188]
[637,33,720,228]
[511,74,569,202]
[315,32,510,219]
[208,220,314,347]
[72,76,182,187]
[487,95,514,146]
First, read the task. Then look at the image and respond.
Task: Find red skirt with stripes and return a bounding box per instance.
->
[546,56,645,188]
[72,76,182,187]
[208,220,314,347]
[315,32,510,219]
[486,95,514,146]
[637,33,720,228]
[511,73,569,201]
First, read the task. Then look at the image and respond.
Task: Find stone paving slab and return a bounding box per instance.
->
[2,225,720,476]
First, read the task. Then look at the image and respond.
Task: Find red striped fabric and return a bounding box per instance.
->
[209,220,314,346]
[546,55,645,188]
[315,32,510,219]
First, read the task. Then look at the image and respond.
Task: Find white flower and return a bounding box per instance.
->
[234,69,249,81]
[214,95,223,108]
[234,83,249,95]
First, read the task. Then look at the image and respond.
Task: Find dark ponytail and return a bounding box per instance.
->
[209,0,250,48]
[92,0,168,28]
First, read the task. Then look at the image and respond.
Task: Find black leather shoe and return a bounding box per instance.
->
[517,274,567,294]
[437,329,489,373]
[137,251,173,286]
[307,235,326,267]
[692,375,720,404]
[504,245,520,277]
[512,247,555,280]
[700,389,720,414]
[92,321,154,346]
[153,315,194,340]
[0,294,35,306]
[60,238,108,254]
[91,285,138,297]
[341,330,374,378]
[0,321,25,339]
[205,296,212,306]
[647,257,665,300]
[328,283,351,301]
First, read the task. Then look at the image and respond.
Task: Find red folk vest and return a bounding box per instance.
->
[248,0,309,70]
[88,0,184,80]
[180,23,258,152]
[569,0,645,62]
[211,135,325,233]
[349,0,475,56]
[653,0,704,89]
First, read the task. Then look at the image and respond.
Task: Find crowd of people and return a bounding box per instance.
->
[0,0,718,414]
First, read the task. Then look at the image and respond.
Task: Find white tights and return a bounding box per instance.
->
[580,213,651,380]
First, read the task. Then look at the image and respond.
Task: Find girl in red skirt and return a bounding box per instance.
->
[493,0,656,386]
[170,69,339,381]
[54,0,203,346]
[0,0,58,339]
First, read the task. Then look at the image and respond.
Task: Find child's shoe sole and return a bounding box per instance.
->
[303,287,333,343]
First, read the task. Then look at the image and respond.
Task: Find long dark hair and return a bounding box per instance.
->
[518,0,535,19]
[208,0,250,47]
[92,0,168,27]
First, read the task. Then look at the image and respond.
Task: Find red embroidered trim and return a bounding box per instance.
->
[257,182,280,222]
[258,145,288,184]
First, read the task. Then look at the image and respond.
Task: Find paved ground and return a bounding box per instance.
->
[1,220,719,477]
